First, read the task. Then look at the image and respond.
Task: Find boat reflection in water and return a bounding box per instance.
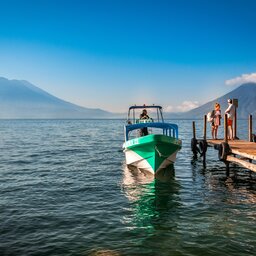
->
[122,165,181,246]
[123,164,176,185]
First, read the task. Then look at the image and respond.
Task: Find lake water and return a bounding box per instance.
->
[0,119,255,256]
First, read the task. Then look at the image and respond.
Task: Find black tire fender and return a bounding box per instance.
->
[191,138,198,154]
[218,142,230,161]
[199,140,208,156]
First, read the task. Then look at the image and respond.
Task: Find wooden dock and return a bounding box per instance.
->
[191,102,256,173]
[207,139,256,172]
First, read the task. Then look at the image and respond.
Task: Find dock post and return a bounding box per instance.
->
[249,114,252,142]
[234,106,237,139]
[203,115,207,140]
[224,114,228,143]
[191,121,198,158]
[233,98,238,139]
[202,115,207,167]
[192,121,196,139]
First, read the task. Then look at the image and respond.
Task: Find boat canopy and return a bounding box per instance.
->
[128,105,162,110]
[127,105,164,124]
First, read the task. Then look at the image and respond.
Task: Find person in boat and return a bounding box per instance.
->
[211,103,221,140]
[225,99,235,140]
[140,109,150,136]
[140,109,150,120]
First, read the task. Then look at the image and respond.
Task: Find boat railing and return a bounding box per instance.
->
[124,122,179,141]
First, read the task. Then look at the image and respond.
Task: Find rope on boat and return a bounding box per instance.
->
[155,146,170,158]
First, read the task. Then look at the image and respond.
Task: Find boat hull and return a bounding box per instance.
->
[123,134,181,175]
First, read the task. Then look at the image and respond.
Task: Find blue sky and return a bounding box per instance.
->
[1,0,256,112]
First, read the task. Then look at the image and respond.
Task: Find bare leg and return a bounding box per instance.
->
[211,126,215,139]
[215,126,218,139]
[227,126,232,140]
[230,127,233,140]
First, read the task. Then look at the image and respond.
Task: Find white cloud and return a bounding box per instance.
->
[166,101,200,112]
[165,105,174,112]
[225,72,256,87]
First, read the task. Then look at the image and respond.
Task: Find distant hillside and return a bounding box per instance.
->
[0,77,113,118]
[2,77,255,119]
[166,83,256,119]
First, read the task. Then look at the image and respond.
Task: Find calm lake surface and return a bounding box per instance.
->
[0,119,255,256]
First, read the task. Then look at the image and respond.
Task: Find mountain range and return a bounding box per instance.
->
[170,82,256,119]
[0,77,256,119]
[0,77,113,118]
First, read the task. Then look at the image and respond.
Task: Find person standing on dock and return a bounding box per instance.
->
[225,99,236,140]
[211,103,221,139]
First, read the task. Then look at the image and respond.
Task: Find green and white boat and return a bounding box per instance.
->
[123,105,182,175]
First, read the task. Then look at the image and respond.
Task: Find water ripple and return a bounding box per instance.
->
[0,119,255,256]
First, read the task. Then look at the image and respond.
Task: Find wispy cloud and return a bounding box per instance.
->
[225,72,256,87]
[166,101,200,112]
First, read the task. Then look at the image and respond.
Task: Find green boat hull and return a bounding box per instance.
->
[123,134,182,174]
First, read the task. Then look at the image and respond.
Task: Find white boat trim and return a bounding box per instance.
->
[124,148,179,175]
[124,149,154,174]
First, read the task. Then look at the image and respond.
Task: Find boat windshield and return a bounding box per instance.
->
[127,105,164,124]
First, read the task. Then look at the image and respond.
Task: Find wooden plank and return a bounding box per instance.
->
[206,139,256,160]
[231,149,256,161]
[226,140,256,161]
[226,155,256,172]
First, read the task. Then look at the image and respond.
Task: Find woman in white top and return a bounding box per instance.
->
[225,99,235,139]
